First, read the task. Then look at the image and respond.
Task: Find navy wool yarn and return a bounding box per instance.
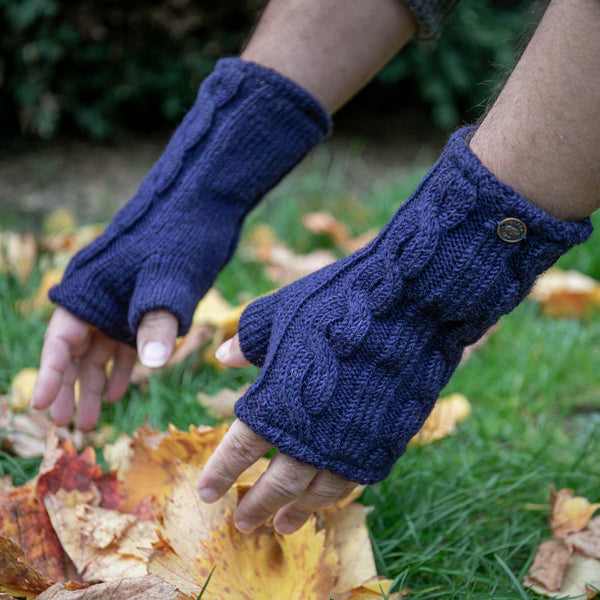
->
[50,58,331,345]
[235,126,593,484]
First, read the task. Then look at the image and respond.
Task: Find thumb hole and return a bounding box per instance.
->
[216,335,252,368]
[137,310,178,368]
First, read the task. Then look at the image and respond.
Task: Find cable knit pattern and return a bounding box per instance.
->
[49,58,331,345]
[235,126,592,484]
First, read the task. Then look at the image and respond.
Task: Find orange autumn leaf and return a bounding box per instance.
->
[529,268,600,318]
[551,487,600,538]
[345,577,402,599]
[409,393,471,446]
[0,483,69,583]
[116,425,228,513]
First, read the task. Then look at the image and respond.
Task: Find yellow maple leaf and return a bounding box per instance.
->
[551,487,600,538]
[409,393,471,446]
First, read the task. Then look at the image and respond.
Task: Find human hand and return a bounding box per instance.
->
[31,307,177,431]
[196,335,355,535]
[221,127,592,487]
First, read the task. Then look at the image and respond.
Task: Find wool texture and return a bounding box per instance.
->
[235,126,593,484]
[49,58,331,345]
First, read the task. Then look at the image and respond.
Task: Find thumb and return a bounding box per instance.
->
[137,310,179,368]
[215,335,252,368]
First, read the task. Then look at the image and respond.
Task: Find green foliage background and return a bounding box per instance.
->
[1,0,536,139]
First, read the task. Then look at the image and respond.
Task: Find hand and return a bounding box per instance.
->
[196,335,355,535]
[31,307,177,431]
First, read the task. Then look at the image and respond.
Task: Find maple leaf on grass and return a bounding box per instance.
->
[34,574,191,600]
[551,487,600,538]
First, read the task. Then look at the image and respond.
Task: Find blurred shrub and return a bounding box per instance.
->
[0,0,537,139]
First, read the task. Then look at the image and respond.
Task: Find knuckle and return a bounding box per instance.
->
[226,433,257,468]
[305,478,347,504]
[263,475,304,501]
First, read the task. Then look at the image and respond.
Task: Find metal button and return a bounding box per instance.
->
[497,218,527,243]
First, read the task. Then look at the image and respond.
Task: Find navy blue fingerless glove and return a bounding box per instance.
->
[235,126,592,484]
[49,58,331,345]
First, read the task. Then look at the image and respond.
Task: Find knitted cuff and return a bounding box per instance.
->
[49,58,331,346]
[234,126,592,483]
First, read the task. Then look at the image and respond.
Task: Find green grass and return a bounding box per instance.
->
[1,151,600,599]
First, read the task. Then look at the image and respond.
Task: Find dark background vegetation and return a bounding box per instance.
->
[1,0,539,141]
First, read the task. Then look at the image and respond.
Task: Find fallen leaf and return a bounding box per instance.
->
[0,480,71,585]
[44,488,158,582]
[551,487,600,538]
[9,368,38,412]
[117,425,228,512]
[267,245,337,286]
[409,393,471,446]
[147,464,238,594]
[18,268,63,314]
[568,517,600,559]
[344,577,402,599]
[197,384,250,419]
[42,224,104,256]
[524,539,572,593]
[43,208,77,236]
[528,553,600,598]
[34,574,189,600]
[188,512,338,599]
[326,503,376,594]
[0,230,37,283]
[0,536,60,599]
[301,212,378,254]
[529,268,600,318]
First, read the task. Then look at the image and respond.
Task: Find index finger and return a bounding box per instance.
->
[31,307,91,410]
[197,419,271,502]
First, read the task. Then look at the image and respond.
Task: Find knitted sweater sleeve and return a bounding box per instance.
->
[404,0,462,38]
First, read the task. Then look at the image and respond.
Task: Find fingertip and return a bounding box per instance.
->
[216,335,251,367]
[137,310,178,368]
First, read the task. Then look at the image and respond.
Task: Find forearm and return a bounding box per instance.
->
[242,0,417,113]
[470,0,600,222]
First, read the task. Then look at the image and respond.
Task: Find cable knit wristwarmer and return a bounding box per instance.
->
[49,58,331,345]
[235,126,593,484]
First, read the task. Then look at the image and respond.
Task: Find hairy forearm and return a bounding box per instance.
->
[470,0,600,222]
[242,0,417,113]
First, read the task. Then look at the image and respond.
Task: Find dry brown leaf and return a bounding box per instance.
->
[117,425,228,513]
[528,553,600,598]
[529,268,600,318]
[18,267,63,314]
[301,212,352,247]
[197,384,249,419]
[9,368,38,412]
[568,517,600,559]
[44,488,158,582]
[191,512,338,599]
[267,245,337,286]
[35,574,190,600]
[325,503,376,594]
[524,539,573,593]
[344,577,402,599]
[301,212,378,254]
[551,487,600,538]
[0,230,37,283]
[0,536,58,599]
[409,393,471,446]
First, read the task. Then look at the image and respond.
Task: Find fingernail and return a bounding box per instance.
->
[234,520,254,533]
[198,487,219,503]
[215,338,233,363]
[141,341,168,368]
[274,522,297,535]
